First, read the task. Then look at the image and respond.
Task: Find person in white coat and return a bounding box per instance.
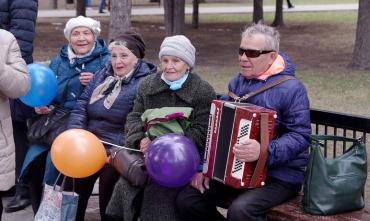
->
[0,28,30,220]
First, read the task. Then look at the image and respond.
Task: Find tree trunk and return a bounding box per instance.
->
[272,0,284,27]
[49,0,57,9]
[76,0,85,16]
[253,0,263,24]
[163,0,185,36]
[174,0,185,35]
[192,0,199,29]
[351,0,370,70]
[109,0,132,41]
[164,0,174,36]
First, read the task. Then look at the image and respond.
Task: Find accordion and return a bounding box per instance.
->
[203,100,276,189]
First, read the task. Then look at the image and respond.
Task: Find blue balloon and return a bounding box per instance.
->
[146,133,200,188]
[20,63,57,107]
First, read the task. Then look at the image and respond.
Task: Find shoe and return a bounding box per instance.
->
[99,10,106,13]
[4,194,31,213]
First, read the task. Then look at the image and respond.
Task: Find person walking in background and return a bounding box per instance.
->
[85,0,92,10]
[287,0,294,8]
[0,28,31,221]
[0,0,38,213]
[98,0,107,13]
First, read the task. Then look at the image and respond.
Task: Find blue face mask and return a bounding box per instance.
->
[161,72,189,91]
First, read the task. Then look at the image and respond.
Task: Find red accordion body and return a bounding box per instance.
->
[203,100,276,189]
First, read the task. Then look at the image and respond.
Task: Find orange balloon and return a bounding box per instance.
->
[51,129,107,178]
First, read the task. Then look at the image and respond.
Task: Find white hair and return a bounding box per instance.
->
[242,23,280,52]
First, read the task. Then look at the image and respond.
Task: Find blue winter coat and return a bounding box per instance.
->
[223,53,311,187]
[19,39,110,185]
[50,38,110,110]
[1,0,38,121]
[67,59,157,148]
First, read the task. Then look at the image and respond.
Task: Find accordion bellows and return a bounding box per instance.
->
[203,100,276,189]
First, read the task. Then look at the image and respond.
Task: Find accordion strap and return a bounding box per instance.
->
[228,75,295,102]
[249,112,269,188]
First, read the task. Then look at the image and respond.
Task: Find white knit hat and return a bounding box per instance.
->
[158,35,196,68]
[63,16,101,40]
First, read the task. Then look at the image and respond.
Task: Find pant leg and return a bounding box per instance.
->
[12,121,31,198]
[98,164,120,221]
[176,180,233,221]
[99,0,105,11]
[28,153,47,214]
[227,178,298,221]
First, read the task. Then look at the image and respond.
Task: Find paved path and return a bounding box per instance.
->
[37,3,358,18]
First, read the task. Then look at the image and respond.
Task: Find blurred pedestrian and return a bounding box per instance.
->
[85,0,92,10]
[287,0,294,8]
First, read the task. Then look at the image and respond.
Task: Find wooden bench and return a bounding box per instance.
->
[268,108,370,221]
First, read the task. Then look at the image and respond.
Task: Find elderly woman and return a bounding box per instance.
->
[67,31,157,221]
[0,29,30,220]
[19,16,110,214]
[106,35,216,221]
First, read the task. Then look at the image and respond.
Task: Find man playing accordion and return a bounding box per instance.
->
[176,23,311,221]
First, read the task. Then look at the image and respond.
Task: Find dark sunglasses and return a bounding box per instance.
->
[238,48,274,58]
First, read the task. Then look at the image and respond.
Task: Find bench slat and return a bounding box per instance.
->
[268,196,370,221]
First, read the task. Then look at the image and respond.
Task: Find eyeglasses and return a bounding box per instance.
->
[238,48,274,58]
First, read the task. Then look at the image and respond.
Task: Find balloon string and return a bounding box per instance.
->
[100,140,142,152]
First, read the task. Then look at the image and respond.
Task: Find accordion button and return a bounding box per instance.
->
[261,181,265,186]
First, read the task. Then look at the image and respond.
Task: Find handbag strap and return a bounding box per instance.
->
[228,75,295,102]
[249,112,269,188]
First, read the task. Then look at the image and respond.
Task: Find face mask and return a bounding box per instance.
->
[161,72,189,91]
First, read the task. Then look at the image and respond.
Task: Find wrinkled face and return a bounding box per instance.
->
[160,55,189,81]
[69,27,95,55]
[111,45,138,77]
[239,34,277,79]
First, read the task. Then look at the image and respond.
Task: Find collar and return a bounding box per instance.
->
[160,72,189,91]
[67,42,96,64]
[148,72,200,104]
[256,54,285,80]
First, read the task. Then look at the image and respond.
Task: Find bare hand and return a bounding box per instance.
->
[233,138,260,162]
[35,106,51,115]
[191,172,210,194]
[140,137,151,155]
[79,72,94,86]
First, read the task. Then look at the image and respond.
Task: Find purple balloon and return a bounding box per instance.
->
[146,133,200,188]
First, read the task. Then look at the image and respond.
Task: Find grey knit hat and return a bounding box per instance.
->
[158,35,196,67]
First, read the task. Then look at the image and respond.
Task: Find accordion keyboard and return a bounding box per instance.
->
[231,119,251,180]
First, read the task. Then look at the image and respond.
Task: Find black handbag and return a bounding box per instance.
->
[27,106,70,146]
[27,74,73,147]
[303,135,367,215]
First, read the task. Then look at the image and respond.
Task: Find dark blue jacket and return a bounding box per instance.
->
[1,0,38,121]
[67,59,157,148]
[224,53,311,187]
[50,38,110,110]
[0,0,38,64]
